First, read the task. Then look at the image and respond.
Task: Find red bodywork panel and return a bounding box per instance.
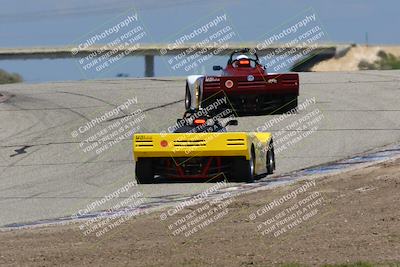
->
[202,64,299,97]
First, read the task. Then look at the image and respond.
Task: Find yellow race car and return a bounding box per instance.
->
[133,113,275,183]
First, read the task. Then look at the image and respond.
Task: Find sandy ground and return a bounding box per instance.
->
[0,158,400,267]
[312,45,400,71]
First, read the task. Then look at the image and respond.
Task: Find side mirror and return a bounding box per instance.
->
[213,65,222,71]
[226,119,238,126]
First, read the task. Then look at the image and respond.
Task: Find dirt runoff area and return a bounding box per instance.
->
[311,45,400,72]
[1,158,400,267]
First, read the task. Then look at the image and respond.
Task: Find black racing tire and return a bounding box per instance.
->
[135,158,154,184]
[266,149,275,175]
[231,149,255,183]
[185,83,191,111]
[267,140,276,174]
[283,97,298,112]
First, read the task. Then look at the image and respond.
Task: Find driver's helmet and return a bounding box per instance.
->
[236,55,249,60]
[234,55,250,67]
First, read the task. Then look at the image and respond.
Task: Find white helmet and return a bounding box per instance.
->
[236,55,249,61]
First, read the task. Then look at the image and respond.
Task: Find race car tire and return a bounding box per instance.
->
[231,150,255,183]
[185,83,191,111]
[267,150,275,174]
[266,139,275,174]
[282,97,298,112]
[135,158,154,184]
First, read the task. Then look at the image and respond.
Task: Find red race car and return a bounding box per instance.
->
[185,48,299,115]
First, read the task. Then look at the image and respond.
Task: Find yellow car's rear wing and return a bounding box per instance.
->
[133,132,253,161]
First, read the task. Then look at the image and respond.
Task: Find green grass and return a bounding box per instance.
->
[281,264,308,267]
[322,262,375,267]
[281,262,400,267]
[0,69,22,84]
[359,50,400,70]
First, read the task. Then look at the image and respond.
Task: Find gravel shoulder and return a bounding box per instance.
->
[1,158,399,266]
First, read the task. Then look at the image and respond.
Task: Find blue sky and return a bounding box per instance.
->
[0,0,399,81]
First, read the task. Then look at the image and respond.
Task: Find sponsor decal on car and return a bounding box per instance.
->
[247,75,255,81]
[205,76,221,82]
[136,135,153,140]
[225,80,234,88]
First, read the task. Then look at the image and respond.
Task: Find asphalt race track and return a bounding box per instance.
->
[0,70,399,227]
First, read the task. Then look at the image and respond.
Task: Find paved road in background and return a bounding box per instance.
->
[0,70,399,227]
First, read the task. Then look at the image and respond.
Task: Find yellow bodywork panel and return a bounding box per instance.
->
[253,132,273,144]
[133,131,273,175]
[133,132,273,173]
[133,132,255,161]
